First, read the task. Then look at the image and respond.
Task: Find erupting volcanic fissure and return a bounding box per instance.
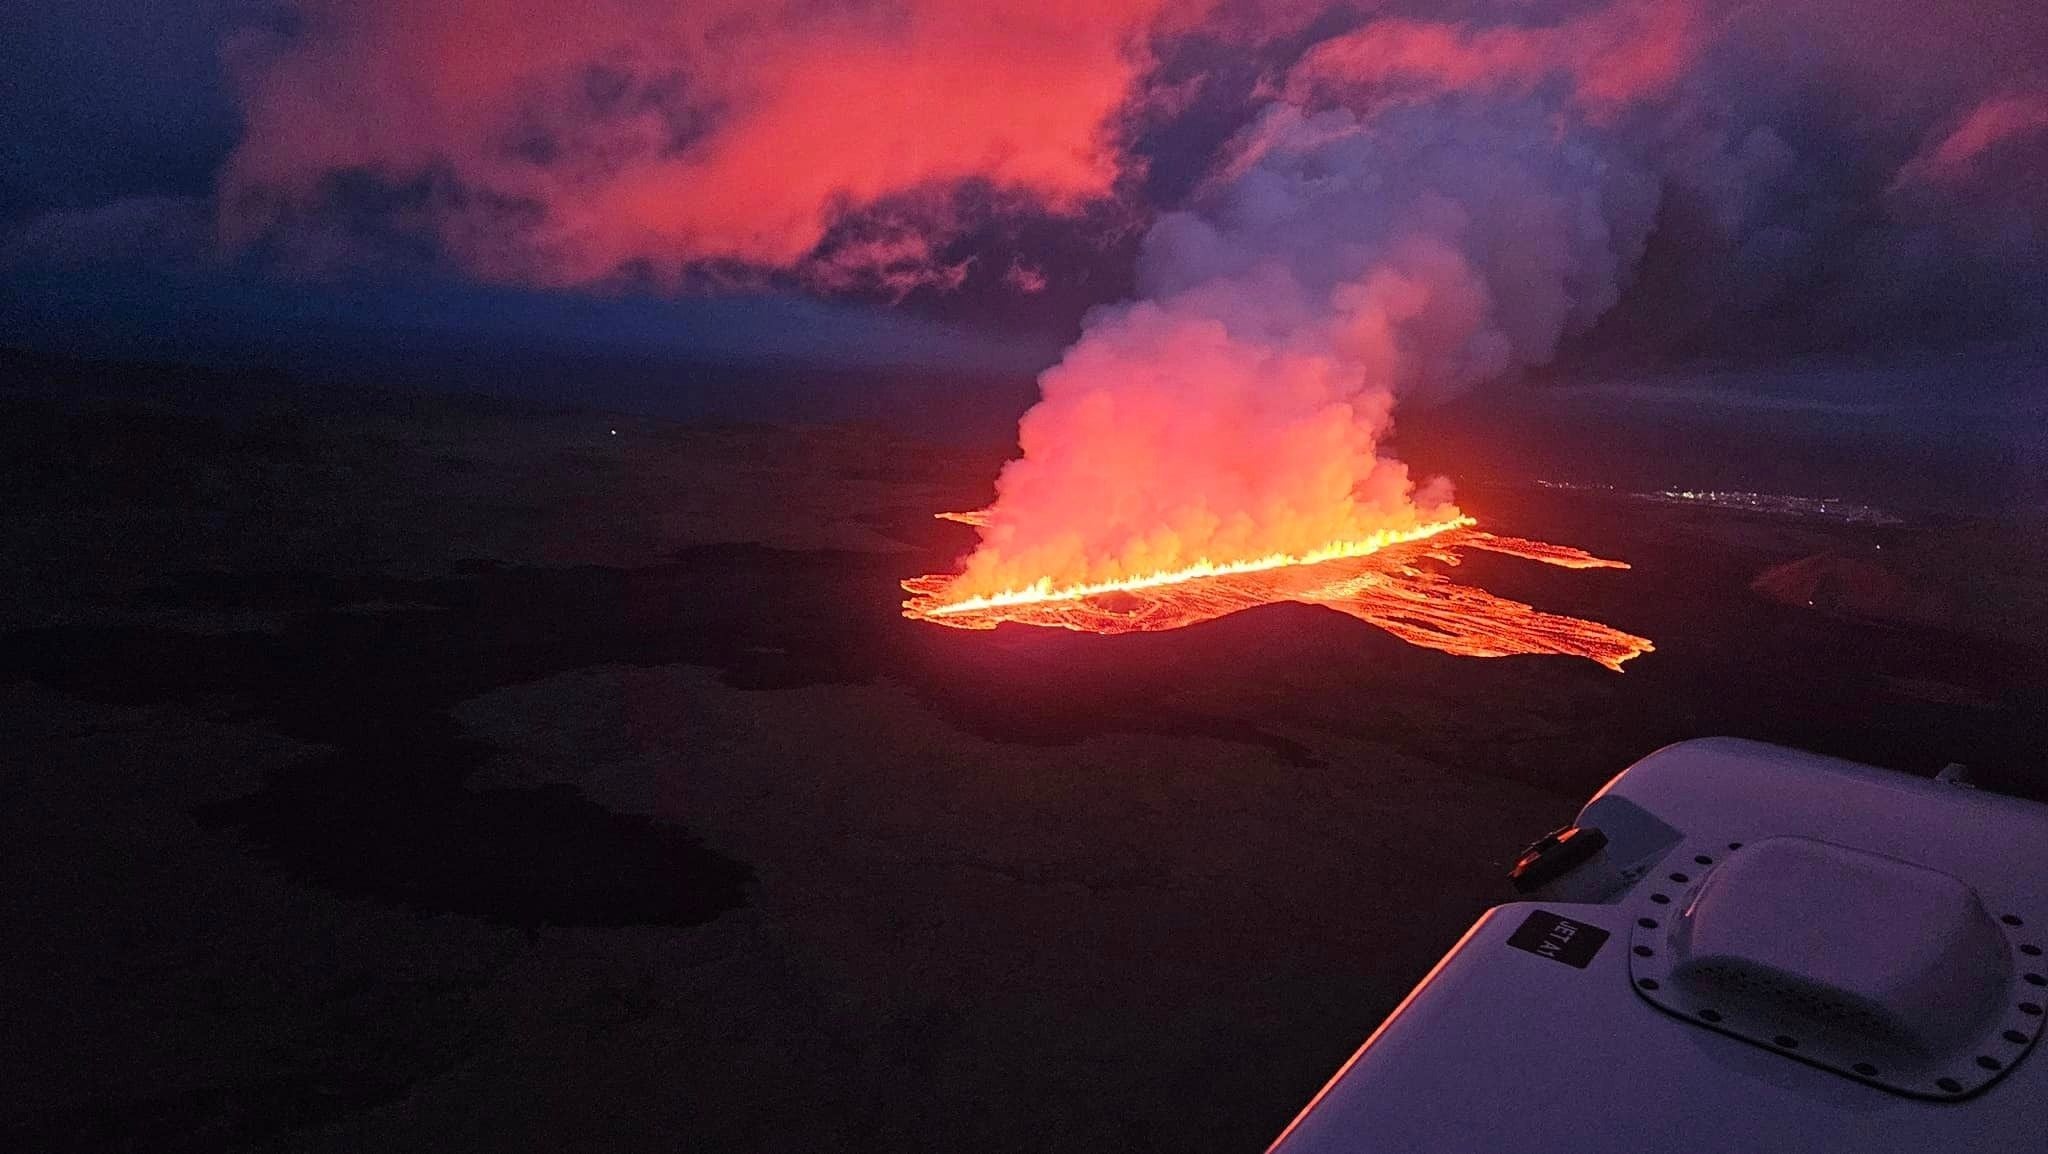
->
[902,15,1671,669]
[915,515,1476,617]
[904,521,1652,671]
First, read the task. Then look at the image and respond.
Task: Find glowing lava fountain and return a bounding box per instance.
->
[903,522,1653,672]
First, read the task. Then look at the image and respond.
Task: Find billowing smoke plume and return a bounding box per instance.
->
[942,32,1671,595]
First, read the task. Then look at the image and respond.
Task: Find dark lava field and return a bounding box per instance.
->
[4,353,2043,1151]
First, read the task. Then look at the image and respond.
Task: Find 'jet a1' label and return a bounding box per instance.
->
[1506,910,1609,969]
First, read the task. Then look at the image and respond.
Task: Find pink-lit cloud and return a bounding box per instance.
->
[1002,259,1050,295]
[1894,92,2048,188]
[223,0,1190,285]
[1283,0,1704,122]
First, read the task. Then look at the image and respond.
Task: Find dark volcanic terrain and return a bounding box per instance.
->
[3,353,2044,1151]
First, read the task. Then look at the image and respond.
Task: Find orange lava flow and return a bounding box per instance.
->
[903,525,1654,671]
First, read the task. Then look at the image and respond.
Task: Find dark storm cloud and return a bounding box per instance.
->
[1545,0,2048,363]
[0,1,246,220]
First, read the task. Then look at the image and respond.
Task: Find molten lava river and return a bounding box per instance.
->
[903,520,1653,671]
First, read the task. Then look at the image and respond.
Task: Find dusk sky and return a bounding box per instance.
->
[4,0,2045,396]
